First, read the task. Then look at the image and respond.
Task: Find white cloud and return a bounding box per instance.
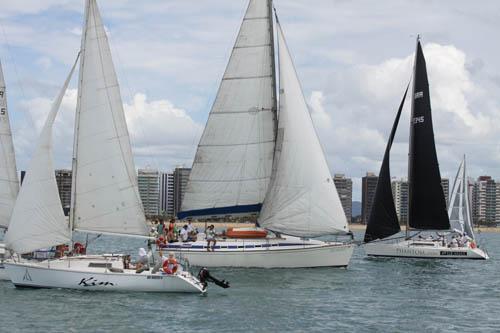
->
[13,91,203,173]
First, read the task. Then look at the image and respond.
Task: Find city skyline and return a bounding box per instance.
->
[2,1,500,203]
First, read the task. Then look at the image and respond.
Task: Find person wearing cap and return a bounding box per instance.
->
[206,225,217,251]
[180,225,189,242]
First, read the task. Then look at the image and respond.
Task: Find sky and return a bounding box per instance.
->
[1,0,500,201]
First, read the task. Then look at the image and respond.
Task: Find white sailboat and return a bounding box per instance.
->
[363,38,487,260]
[169,0,354,268]
[4,0,205,292]
[0,60,20,280]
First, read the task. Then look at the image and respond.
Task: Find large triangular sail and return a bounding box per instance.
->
[179,0,277,219]
[4,57,78,254]
[0,61,19,229]
[408,39,450,230]
[364,84,409,243]
[448,156,475,239]
[71,0,148,236]
[258,20,348,237]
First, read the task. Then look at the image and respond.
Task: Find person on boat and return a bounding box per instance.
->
[157,219,166,237]
[186,221,198,241]
[135,247,150,273]
[167,219,178,243]
[449,236,459,248]
[206,225,217,251]
[123,254,132,270]
[180,225,189,242]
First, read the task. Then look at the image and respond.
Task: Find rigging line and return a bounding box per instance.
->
[0,19,36,140]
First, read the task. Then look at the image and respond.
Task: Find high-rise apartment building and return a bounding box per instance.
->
[138,168,160,217]
[472,176,498,225]
[160,172,174,217]
[361,172,378,224]
[333,174,352,222]
[173,167,191,216]
[391,178,408,225]
[55,169,72,216]
[441,178,449,206]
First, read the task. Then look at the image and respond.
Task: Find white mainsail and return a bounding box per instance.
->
[448,156,474,239]
[258,22,348,237]
[180,0,277,217]
[4,57,78,254]
[71,0,147,236]
[0,61,19,228]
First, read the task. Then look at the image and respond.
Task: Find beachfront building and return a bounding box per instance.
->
[173,167,191,216]
[362,172,378,224]
[138,168,160,217]
[160,171,174,217]
[333,174,352,223]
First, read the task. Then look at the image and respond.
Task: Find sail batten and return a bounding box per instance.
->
[4,56,79,254]
[0,61,19,228]
[180,0,277,218]
[258,21,348,237]
[72,0,147,236]
[407,39,450,230]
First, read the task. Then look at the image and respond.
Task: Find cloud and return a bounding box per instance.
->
[13,91,203,173]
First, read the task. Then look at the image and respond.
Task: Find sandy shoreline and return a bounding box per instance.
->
[149,221,500,233]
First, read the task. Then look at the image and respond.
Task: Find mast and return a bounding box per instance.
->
[406,36,419,238]
[69,0,90,241]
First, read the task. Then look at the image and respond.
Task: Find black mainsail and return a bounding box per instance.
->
[364,84,409,243]
[407,38,450,230]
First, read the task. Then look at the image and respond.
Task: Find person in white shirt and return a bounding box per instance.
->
[180,225,189,242]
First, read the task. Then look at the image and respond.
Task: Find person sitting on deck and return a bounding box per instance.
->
[135,248,150,273]
[206,225,217,252]
[449,236,459,248]
[186,221,198,241]
[180,225,189,242]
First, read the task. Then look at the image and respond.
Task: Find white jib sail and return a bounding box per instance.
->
[448,156,474,239]
[258,21,348,237]
[72,0,147,236]
[0,61,19,228]
[4,56,78,254]
[180,0,277,216]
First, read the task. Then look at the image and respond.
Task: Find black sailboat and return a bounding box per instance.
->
[364,36,450,243]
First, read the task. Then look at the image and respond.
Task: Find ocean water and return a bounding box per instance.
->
[1,231,499,332]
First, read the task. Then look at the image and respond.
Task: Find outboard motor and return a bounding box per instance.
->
[198,267,230,290]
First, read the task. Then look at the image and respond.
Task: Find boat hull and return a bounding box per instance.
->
[162,237,354,268]
[0,264,8,281]
[4,259,204,293]
[364,239,489,260]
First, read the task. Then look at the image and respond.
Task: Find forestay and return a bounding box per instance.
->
[4,57,78,254]
[179,0,277,218]
[258,22,348,237]
[0,61,19,228]
[448,157,474,239]
[72,0,147,236]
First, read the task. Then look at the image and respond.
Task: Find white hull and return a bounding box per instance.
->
[364,239,489,260]
[0,265,8,281]
[4,256,205,293]
[162,236,354,268]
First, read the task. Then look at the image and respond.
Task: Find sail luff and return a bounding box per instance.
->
[72,0,147,236]
[407,38,450,230]
[4,56,79,254]
[258,20,348,237]
[179,0,277,219]
[364,83,409,243]
[0,60,19,228]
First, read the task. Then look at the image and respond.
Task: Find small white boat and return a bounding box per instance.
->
[162,233,353,268]
[5,255,204,293]
[3,0,208,293]
[175,0,354,268]
[363,39,488,261]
